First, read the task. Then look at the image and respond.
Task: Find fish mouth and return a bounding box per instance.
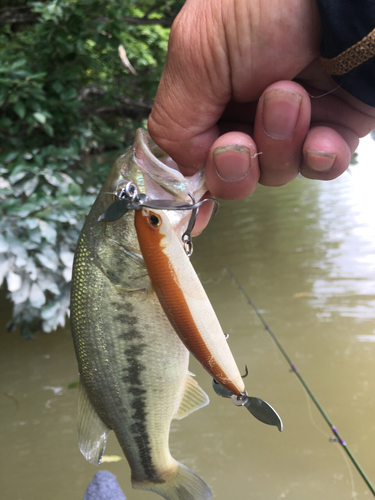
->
[99,129,208,240]
[132,129,207,204]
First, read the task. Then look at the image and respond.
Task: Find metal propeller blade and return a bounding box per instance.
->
[98,199,130,222]
[213,379,283,431]
[241,396,283,432]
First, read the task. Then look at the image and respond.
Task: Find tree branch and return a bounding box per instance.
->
[121,15,175,27]
[115,95,152,110]
[0,6,39,26]
[86,104,151,122]
[77,86,107,102]
[77,86,153,111]
[0,6,175,28]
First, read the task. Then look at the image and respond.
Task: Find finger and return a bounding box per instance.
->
[300,125,353,180]
[253,81,311,186]
[204,132,260,200]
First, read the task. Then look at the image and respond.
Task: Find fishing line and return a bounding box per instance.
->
[225,265,375,497]
[301,383,357,497]
[306,83,342,99]
[301,382,330,440]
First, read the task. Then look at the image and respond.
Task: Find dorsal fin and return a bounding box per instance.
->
[77,379,111,465]
[174,373,209,420]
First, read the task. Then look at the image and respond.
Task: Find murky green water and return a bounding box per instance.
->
[2,136,375,500]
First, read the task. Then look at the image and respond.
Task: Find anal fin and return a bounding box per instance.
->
[174,373,209,420]
[77,378,111,465]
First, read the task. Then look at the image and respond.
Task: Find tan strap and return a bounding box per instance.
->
[321,27,375,75]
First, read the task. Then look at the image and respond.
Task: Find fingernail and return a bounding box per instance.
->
[306,149,336,171]
[262,89,302,140]
[213,144,250,182]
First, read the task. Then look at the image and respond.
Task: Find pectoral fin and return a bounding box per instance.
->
[174,373,209,420]
[77,379,111,465]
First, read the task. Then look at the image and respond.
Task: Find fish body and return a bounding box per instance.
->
[71,130,212,499]
[134,208,245,396]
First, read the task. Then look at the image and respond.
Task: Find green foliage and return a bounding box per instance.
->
[0,0,180,336]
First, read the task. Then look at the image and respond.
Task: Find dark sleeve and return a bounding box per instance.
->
[315,0,375,106]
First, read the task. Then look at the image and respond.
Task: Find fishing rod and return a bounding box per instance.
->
[225,265,375,497]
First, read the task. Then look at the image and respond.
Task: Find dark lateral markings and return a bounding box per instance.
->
[117,310,160,481]
[111,301,135,313]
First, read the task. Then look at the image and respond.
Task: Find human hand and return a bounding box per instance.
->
[148,0,375,232]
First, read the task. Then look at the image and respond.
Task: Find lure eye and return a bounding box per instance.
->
[149,214,161,227]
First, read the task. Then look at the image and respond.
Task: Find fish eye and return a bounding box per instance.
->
[149,214,161,227]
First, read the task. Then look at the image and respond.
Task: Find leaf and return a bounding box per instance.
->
[38,274,60,295]
[68,182,81,196]
[29,282,46,308]
[14,100,26,119]
[36,251,58,271]
[61,88,77,101]
[0,234,9,253]
[11,278,31,305]
[41,301,60,320]
[29,227,42,244]
[6,234,28,262]
[0,257,11,286]
[0,151,19,164]
[23,176,39,197]
[7,271,22,292]
[0,178,11,190]
[33,112,47,124]
[63,267,72,282]
[42,171,64,187]
[23,218,40,230]
[25,258,38,281]
[60,250,74,268]
[43,123,54,137]
[39,220,57,245]
[52,81,64,93]
[9,58,27,71]
[9,165,29,184]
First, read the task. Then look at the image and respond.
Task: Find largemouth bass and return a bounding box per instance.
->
[71,130,213,500]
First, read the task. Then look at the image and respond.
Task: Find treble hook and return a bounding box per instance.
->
[182,194,198,257]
